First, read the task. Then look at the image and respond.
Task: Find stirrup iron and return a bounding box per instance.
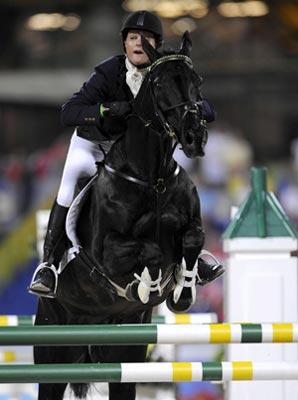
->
[28,263,58,299]
[196,249,222,285]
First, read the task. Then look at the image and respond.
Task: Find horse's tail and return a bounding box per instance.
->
[69,347,91,398]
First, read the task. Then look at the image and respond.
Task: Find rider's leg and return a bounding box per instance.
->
[29,200,69,296]
[29,130,105,297]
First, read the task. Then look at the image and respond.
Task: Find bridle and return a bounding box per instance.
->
[146,54,207,140]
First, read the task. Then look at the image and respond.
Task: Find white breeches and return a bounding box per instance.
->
[57,130,114,207]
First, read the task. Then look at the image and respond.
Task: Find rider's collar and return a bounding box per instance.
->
[125,57,150,98]
[125,58,151,74]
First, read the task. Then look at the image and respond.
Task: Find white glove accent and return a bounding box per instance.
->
[134,267,162,304]
[173,258,197,304]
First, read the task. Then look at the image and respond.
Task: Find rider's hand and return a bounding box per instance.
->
[100,101,131,119]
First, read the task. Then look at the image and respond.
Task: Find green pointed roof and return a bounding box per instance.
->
[222,167,298,239]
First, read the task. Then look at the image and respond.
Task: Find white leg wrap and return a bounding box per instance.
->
[173,258,197,304]
[134,267,162,304]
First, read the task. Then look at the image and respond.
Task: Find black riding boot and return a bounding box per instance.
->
[29,200,69,297]
[196,253,225,285]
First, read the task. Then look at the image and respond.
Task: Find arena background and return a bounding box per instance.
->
[0,1,298,399]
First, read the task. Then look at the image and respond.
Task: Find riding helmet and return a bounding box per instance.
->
[121,10,163,48]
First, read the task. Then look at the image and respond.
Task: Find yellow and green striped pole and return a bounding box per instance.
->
[0,350,32,363]
[0,361,297,383]
[0,323,297,345]
[0,316,35,327]
[0,313,217,326]
[0,351,18,363]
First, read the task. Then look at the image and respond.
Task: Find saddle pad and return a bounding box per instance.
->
[65,173,98,250]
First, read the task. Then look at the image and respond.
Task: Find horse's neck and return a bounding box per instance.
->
[108,118,173,182]
[126,118,162,181]
[107,76,175,181]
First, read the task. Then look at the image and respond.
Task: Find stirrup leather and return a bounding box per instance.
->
[173,258,197,304]
[28,263,58,299]
[133,267,162,304]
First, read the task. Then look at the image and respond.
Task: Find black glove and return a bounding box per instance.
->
[100,101,131,119]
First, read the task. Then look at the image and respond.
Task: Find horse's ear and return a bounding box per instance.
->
[141,35,160,63]
[180,31,192,57]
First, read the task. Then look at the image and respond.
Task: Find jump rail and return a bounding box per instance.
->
[0,350,32,363]
[0,362,298,383]
[0,313,217,326]
[0,323,297,345]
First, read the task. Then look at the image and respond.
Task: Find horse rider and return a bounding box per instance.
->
[29,10,224,299]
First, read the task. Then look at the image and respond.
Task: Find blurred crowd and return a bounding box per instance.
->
[0,3,298,398]
[0,132,69,241]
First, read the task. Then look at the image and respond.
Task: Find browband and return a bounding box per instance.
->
[148,54,193,72]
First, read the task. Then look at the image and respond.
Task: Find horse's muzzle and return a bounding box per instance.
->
[181,125,207,158]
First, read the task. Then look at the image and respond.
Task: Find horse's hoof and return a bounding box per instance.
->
[166,288,193,314]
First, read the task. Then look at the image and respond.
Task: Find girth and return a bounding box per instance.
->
[77,248,175,302]
[104,163,180,193]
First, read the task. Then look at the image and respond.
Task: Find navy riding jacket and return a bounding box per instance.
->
[61,55,215,142]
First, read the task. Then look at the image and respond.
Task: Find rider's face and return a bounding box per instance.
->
[124,30,156,66]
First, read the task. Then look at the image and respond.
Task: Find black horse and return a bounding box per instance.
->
[35,32,210,400]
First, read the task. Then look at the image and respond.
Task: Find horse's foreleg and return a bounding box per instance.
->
[103,232,139,277]
[103,231,163,277]
[182,223,205,269]
[167,221,204,313]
